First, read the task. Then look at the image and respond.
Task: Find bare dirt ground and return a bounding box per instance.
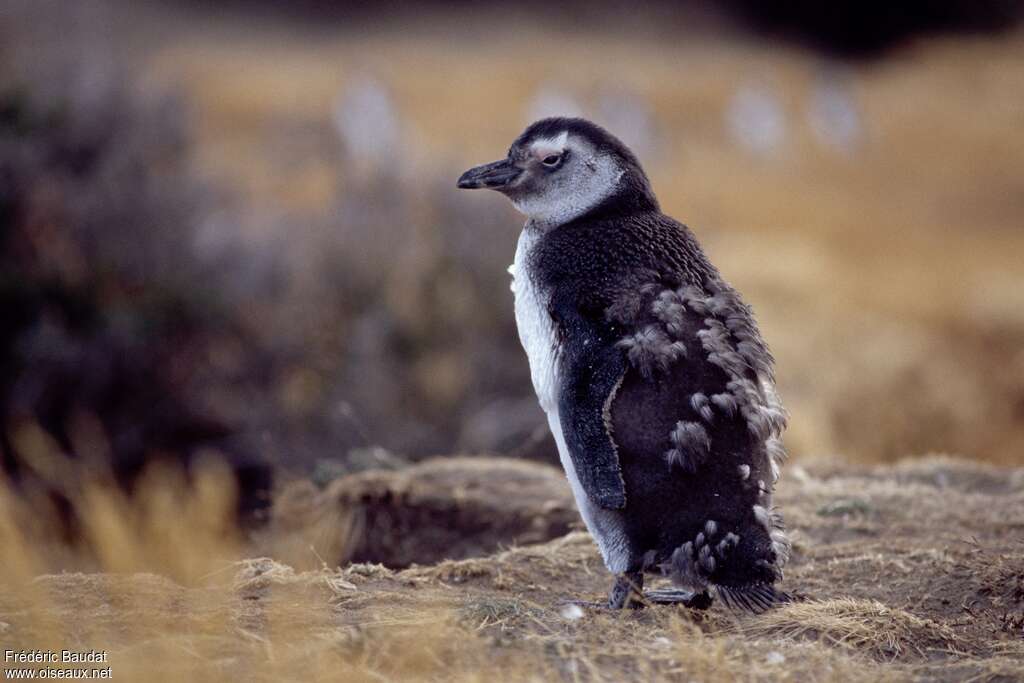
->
[3,456,1022,681]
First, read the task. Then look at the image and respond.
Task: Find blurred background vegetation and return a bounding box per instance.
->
[2,0,1024,521]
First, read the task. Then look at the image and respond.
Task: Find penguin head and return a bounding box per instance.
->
[458,117,658,226]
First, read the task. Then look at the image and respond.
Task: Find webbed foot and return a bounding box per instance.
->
[643,588,713,610]
[567,575,715,611]
[607,571,645,609]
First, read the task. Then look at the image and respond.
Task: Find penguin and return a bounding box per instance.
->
[457,117,790,611]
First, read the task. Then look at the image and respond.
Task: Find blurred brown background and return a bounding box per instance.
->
[2,0,1023,513]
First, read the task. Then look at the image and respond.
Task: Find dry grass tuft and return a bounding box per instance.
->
[258,457,578,573]
[741,598,964,661]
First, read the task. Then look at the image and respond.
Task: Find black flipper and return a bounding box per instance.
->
[551,290,628,510]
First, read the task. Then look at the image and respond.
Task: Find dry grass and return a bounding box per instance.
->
[3,455,1023,682]
[261,457,578,570]
[740,599,963,660]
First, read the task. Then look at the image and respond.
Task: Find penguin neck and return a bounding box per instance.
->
[524,177,660,235]
[585,169,660,220]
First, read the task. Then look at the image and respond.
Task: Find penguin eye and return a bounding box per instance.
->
[541,153,563,167]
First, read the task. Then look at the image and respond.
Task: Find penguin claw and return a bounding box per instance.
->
[563,589,713,611]
[589,571,645,609]
[643,588,714,610]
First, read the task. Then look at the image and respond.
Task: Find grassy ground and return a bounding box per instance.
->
[2,456,1022,681]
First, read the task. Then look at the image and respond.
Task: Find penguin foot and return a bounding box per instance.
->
[607,571,645,609]
[643,588,713,610]
[568,575,713,611]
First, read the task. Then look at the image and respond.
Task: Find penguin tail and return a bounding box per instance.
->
[660,524,790,614]
[713,583,791,614]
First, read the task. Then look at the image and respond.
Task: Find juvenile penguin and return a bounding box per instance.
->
[457,118,790,611]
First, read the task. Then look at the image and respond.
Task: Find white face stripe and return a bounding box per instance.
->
[529,131,569,159]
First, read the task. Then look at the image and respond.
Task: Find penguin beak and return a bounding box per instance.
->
[457,159,522,190]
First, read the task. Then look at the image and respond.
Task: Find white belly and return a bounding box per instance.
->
[510,228,559,413]
[509,226,631,573]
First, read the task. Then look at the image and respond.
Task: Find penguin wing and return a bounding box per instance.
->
[607,278,786,480]
[534,212,784,511]
[548,272,783,512]
[550,289,629,510]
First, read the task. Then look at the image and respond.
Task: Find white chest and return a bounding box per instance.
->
[509,227,560,414]
[508,224,632,573]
